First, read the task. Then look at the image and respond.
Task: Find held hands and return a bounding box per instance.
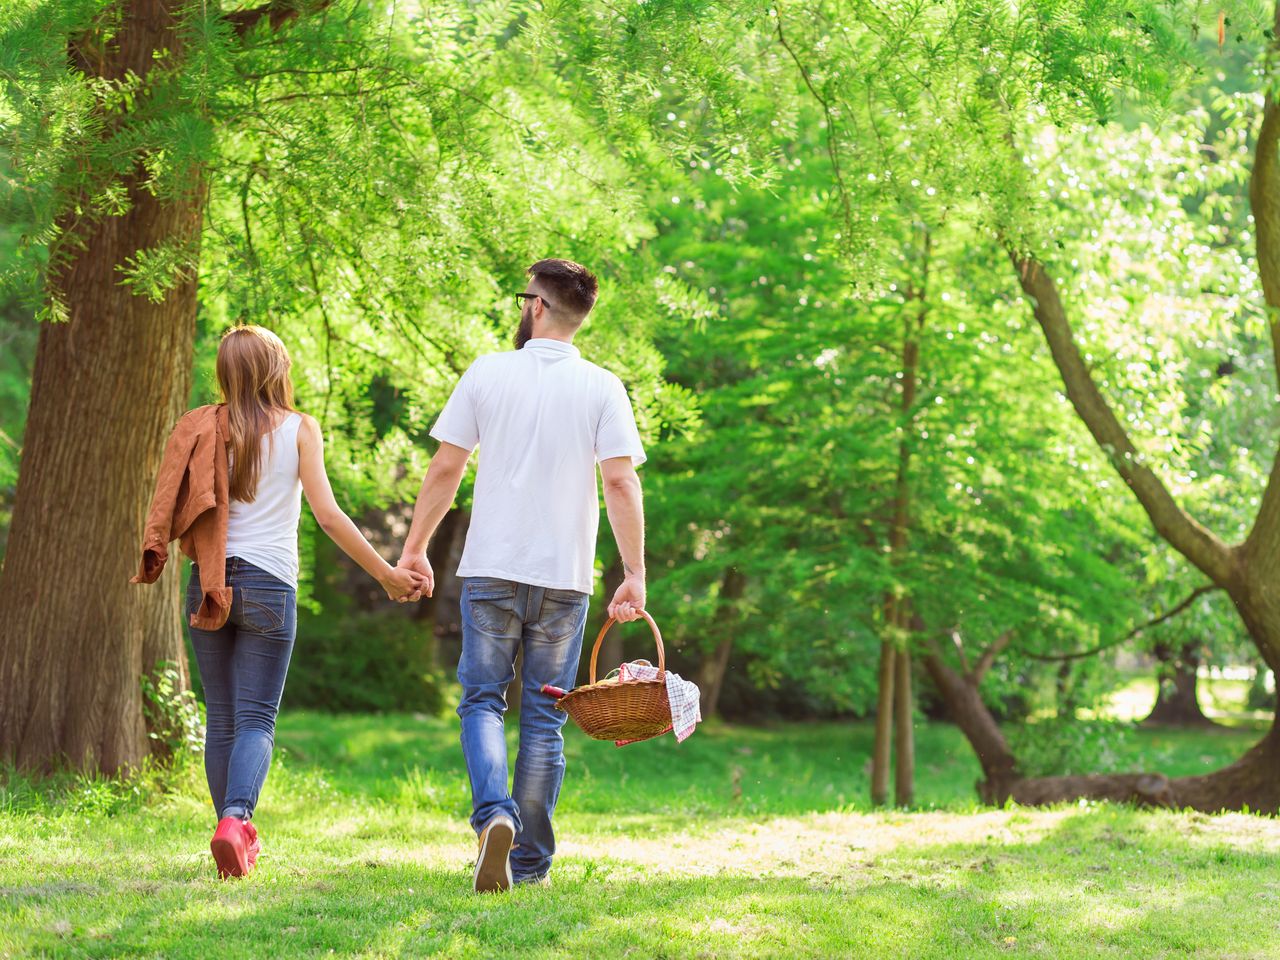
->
[608,572,646,623]
[380,564,430,603]
[393,552,435,603]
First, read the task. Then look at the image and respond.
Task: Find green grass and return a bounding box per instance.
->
[1,713,1277,959]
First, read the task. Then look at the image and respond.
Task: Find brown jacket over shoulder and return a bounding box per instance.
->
[131,404,233,630]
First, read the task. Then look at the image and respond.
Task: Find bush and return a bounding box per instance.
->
[141,662,205,762]
[1007,717,1134,778]
[285,609,446,714]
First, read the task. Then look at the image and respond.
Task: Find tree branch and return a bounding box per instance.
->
[1027,584,1219,663]
[972,630,1013,682]
[1009,253,1237,588]
[948,629,972,676]
[226,1,331,39]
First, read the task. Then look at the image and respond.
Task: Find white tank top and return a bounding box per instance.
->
[225,412,303,587]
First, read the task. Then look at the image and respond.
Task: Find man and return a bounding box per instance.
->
[397,258,647,893]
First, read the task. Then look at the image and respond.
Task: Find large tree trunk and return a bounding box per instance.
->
[1142,642,1215,727]
[926,647,1280,813]
[0,1,203,773]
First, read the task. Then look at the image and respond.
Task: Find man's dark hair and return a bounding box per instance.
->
[527,258,598,324]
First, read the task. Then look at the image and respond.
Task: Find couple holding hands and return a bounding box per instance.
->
[136,258,647,892]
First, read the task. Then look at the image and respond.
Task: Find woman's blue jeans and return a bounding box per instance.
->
[457,577,589,883]
[187,557,297,822]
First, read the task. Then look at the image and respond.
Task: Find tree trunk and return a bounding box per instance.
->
[994,49,1280,804]
[872,235,929,806]
[893,643,914,806]
[870,639,897,806]
[926,647,1280,813]
[1142,642,1215,727]
[696,566,745,718]
[421,507,469,669]
[922,650,1021,803]
[1247,663,1276,712]
[0,1,205,774]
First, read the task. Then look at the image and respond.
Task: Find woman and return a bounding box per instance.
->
[188,325,425,878]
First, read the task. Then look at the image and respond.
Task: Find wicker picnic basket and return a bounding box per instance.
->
[554,611,671,742]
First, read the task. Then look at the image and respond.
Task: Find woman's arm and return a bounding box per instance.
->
[297,414,425,602]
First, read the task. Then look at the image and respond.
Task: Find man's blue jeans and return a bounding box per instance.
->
[457,576,589,883]
[187,558,297,822]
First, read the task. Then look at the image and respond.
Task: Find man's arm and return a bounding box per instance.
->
[397,441,472,596]
[600,456,645,622]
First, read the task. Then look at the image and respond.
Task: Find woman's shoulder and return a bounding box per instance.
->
[294,411,320,441]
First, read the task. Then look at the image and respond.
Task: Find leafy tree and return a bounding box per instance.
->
[0,0,690,772]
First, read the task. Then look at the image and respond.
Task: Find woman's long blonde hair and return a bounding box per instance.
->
[216,325,296,502]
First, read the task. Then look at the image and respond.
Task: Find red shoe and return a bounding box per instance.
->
[243,819,261,872]
[211,817,250,879]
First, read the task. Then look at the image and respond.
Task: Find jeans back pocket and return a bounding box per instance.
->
[239,587,288,634]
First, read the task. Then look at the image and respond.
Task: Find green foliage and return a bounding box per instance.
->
[284,610,446,715]
[3,0,1278,739]
[1007,717,1136,778]
[139,661,205,762]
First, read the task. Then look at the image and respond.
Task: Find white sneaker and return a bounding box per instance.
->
[473,815,515,893]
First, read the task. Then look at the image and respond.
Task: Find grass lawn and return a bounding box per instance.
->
[2,712,1278,959]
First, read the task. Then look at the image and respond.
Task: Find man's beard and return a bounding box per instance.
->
[514,302,533,350]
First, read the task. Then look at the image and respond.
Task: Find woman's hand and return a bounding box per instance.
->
[396,553,434,600]
[381,565,429,603]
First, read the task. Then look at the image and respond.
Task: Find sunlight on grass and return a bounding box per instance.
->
[2,714,1276,959]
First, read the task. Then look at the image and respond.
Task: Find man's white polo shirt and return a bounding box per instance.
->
[429,338,646,594]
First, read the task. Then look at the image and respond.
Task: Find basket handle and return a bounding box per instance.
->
[589,610,665,684]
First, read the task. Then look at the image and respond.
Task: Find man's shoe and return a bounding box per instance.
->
[211,816,250,879]
[514,873,551,889]
[474,815,515,893]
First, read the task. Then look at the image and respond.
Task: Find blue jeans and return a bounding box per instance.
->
[187,557,297,822]
[457,577,589,882]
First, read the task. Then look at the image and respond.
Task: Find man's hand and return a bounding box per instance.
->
[608,573,646,623]
[381,565,429,603]
[396,553,435,602]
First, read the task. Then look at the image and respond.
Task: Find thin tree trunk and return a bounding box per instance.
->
[873,233,929,806]
[1142,642,1215,727]
[893,639,914,806]
[699,636,733,718]
[421,507,469,669]
[870,637,897,806]
[1247,663,1276,711]
[0,0,203,773]
[697,566,745,718]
